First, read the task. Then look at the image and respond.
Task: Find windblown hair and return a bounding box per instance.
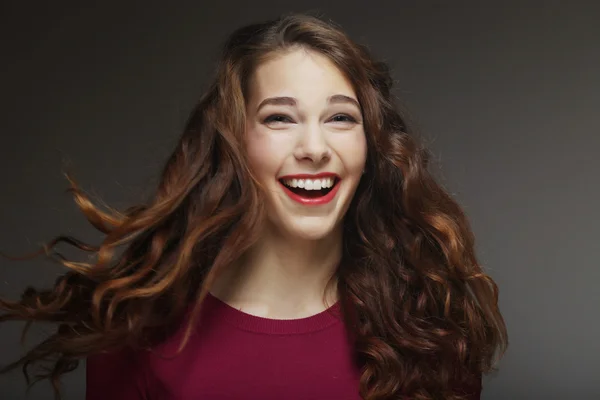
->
[1,13,507,400]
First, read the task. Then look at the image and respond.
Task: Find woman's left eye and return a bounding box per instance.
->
[330,114,357,123]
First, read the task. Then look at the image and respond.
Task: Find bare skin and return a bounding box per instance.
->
[211,48,367,319]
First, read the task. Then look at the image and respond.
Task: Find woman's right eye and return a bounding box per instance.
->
[263,114,292,124]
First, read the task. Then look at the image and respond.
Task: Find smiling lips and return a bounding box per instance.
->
[278,172,341,205]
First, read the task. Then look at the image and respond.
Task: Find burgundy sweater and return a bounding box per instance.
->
[86,293,481,399]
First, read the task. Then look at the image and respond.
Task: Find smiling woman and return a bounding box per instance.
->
[243,48,366,242]
[0,12,507,400]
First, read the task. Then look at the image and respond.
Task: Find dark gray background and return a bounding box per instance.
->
[1,1,599,399]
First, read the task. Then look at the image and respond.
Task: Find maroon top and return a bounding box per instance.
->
[86,293,481,399]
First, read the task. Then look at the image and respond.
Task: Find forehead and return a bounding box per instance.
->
[247,48,357,105]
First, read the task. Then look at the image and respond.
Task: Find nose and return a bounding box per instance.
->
[293,122,331,164]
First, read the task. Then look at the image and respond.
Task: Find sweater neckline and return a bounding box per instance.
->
[204,292,343,335]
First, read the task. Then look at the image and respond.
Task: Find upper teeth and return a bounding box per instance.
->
[282,178,336,190]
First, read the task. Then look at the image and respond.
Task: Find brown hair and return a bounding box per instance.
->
[1,12,507,400]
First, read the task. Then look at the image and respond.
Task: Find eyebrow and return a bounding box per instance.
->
[256,94,361,112]
[328,94,361,109]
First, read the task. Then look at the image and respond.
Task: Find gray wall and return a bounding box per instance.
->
[1,1,599,399]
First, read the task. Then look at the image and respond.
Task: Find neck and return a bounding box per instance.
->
[210,225,342,319]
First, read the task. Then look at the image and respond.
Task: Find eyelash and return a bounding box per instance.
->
[263,114,358,124]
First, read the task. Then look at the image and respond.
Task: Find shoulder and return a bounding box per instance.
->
[86,346,152,400]
[451,370,482,400]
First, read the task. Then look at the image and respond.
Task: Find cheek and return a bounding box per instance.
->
[245,129,287,179]
[336,133,367,174]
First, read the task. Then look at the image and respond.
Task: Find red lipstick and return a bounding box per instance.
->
[278,173,341,206]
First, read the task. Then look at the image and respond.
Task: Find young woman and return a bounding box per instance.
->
[1,13,507,400]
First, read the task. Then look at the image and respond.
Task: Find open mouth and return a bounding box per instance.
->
[278,176,341,205]
[280,178,339,197]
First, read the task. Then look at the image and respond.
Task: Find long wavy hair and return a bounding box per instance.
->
[1,12,507,400]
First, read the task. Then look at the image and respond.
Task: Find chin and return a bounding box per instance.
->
[279,218,341,241]
[289,228,333,241]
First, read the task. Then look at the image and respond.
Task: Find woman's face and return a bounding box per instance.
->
[244,48,367,241]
